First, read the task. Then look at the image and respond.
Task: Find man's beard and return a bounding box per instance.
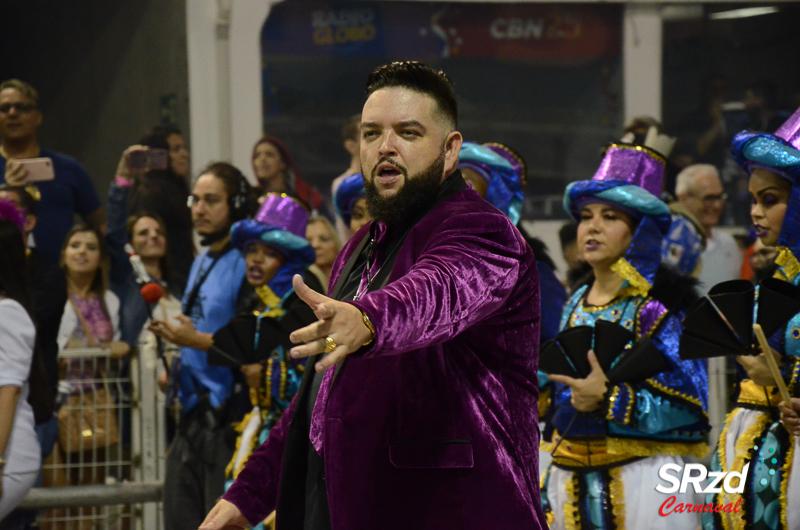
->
[363,153,444,228]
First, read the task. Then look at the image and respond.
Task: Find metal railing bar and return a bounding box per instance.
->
[18,481,163,509]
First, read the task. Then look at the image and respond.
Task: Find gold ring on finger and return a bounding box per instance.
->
[324,336,337,353]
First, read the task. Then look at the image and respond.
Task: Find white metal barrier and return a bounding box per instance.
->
[21,341,173,530]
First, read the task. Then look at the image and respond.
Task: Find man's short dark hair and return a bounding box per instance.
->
[0,79,39,106]
[341,114,361,143]
[365,61,458,129]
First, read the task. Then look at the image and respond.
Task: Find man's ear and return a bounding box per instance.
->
[344,139,358,158]
[33,109,43,129]
[442,131,463,179]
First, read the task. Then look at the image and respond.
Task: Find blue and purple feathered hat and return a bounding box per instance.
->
[334,173,366,226]
[731,107,800,268]
[564,139,672,296]
[230,193,316,296]
[458,142,524,225]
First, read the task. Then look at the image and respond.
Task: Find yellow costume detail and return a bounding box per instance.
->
[608,466,626,530]
[780,435,795,530]
[775,246,800,283]
[254,285,284,318]
[563,474,580,530]
[611,257,651,299]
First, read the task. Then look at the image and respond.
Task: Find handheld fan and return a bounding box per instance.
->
[539,321,669,383]
[679,278,800,361]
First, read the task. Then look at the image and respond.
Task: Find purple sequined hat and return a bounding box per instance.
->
[563,143,672,294]
[254,193,308,238]
[230,193,314,263]
[591,144,666,197]
[775,108,800,151]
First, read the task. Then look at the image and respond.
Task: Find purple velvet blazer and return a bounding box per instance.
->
[224,187,547,530]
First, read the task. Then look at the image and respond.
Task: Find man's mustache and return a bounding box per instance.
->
[371,157,408,179]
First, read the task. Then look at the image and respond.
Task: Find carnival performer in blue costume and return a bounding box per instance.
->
[540,133,710,530]
[703,107,800,530]
[333,172,370,238]
[458,141,567,343]
[459,141,569,475]
[221,193,318,530]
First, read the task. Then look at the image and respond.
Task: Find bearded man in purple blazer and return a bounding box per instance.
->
[200,61,546,530]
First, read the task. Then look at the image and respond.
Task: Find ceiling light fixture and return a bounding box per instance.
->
[709,6,780,21]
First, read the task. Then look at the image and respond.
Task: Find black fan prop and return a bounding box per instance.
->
[679,278,800,361]
[208,314,289,368]
[606,337,670,384]
[594,320,635,373]
[539,322,668,383]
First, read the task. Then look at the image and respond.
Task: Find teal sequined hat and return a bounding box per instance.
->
[458,142,524,225]
[731,106,800,274]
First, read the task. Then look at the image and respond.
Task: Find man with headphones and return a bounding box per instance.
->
[150,161,256,530]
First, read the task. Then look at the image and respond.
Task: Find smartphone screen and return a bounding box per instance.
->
[127,148,168,171]
[19,157,55,183]
[148,149,169,171]
[127,150,149,171]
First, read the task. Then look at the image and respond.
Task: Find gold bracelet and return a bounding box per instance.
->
[360,310,375,346]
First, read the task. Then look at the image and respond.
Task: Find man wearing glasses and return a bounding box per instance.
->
[675,163,743,292]
[0,79,103,263]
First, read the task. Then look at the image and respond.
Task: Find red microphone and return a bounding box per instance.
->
[141,282,165,305]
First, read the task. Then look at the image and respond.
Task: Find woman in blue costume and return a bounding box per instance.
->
[458,141,569,477]
[222,193,318,530]
[458,141,567,344]
[703,108,800,530]
[540,134,710,529]
[333,172,371,238]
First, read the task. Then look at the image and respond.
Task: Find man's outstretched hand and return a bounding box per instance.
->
[289,274,373,372]
[198,499,248,530]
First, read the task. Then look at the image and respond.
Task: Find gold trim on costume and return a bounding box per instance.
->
[620,383,635,424]
[774,246,800,283]
[564,474,580,530]
[606,386,623,421]
[551,432,629,469]
[606,383,636,425]
[611,257,651,299]
[606,437,709,459]
[226,407,261,478]
[608,466,626,529]
[736,380,783,408]
[715,409,738,530]
[645,378,706,411]
[550,430,708,469]
[726,411,772,530]
[254,285,284,318]
[609,142,668,166]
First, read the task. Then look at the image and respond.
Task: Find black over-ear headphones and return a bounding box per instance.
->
[229,171,255,222]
